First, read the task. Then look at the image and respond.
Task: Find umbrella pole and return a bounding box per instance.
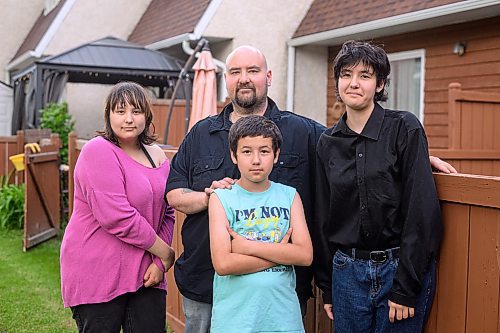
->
[183,78,192,135]
[163,38,208,144]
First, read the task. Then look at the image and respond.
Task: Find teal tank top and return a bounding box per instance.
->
[210,181,304,333]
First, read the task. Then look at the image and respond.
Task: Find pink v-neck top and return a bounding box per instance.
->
[60,136,174,307]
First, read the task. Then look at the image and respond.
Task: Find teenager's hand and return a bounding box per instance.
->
[324,303,334,320]
[227,226,293,255]
[280,227,292,243]
[388,300,414,323]
[429,156,457,174]
[227,225,249,254]
[143,263,164,287]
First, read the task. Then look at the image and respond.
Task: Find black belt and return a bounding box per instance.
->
[339,247,400,264]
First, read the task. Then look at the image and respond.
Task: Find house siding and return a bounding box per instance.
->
[327,16,500,149]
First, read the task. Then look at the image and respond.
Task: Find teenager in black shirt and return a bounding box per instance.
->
[314,40,442,332]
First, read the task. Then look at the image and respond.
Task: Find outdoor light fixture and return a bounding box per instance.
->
[453,41,467,56]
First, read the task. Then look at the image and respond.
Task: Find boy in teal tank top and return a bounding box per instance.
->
[208,115,313,333]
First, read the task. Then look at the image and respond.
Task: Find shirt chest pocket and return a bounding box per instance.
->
[271,153,303,188]
[192,157,224,191]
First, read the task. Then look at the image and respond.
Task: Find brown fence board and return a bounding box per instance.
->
[151,99,227,147]
[434,203,470,333]
[314,295,332,333]
[151,100,186,147]
[166,211,186,333]
[467,206,500,333]
[434,173,500,208]
[424,271,438,333]
[0,132,24,184]
[24,139,60,251]
[302,297,315,333]
[448,83,500,151]
[163,140,182,333]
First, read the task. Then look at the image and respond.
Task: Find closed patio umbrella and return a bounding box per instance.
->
[188,47,217,130]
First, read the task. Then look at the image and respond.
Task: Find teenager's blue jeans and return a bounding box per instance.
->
[331,250,436,333]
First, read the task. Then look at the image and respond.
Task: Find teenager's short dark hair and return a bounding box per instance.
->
[229,115,282,155]
[333,40,391,102]
[98,81,156,145]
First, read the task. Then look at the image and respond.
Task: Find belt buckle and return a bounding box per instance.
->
[370,251,387,263]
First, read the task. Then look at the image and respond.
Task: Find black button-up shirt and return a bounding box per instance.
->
[167,98,325,303]
[314,103,442,307]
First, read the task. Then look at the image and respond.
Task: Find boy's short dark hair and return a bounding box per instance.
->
[333,40,391,102]
[229,115,282,155]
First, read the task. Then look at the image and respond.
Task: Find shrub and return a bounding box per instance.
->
[39,102,75,165]
[0,176,25,229]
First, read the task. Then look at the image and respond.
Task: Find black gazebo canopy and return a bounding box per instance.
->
[11,36,187,133]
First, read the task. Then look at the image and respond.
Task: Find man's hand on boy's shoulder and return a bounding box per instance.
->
[205,177,236,196]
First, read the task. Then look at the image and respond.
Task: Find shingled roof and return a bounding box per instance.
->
[294,0,463,38]
[129,0,211,46]
[13,0,67,59]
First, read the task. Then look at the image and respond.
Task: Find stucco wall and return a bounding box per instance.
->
[63,83,111,139]
[0,0,45,82]
[45,0,151,54]
[204,0,314,112]
[294,45,328,125]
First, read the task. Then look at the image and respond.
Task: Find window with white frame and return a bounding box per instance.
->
[382,49,425,121]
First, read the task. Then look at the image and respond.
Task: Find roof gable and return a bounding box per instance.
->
[129,0,211,45]
[13,0,67,59]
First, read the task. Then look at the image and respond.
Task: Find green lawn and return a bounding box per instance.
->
[0,229,76,333]
[0,229,176,333]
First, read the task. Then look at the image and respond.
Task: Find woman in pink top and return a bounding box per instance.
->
[60,82,175,332]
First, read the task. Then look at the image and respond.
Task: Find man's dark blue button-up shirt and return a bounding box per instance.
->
[167,98,326,304]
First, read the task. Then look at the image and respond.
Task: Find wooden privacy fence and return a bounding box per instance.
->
[23,134,61,251]
[424,173,500,333]
[68,136,500,332]
[0,129,53,184]
[162,172,500,333]
[150,99,227,147]
[430,83,500,176]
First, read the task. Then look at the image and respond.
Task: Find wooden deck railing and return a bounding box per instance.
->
[68,135,500,333]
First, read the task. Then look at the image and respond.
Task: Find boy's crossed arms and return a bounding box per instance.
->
[209,192,312,276]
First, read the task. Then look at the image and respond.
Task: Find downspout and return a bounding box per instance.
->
[286,45,295,112]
